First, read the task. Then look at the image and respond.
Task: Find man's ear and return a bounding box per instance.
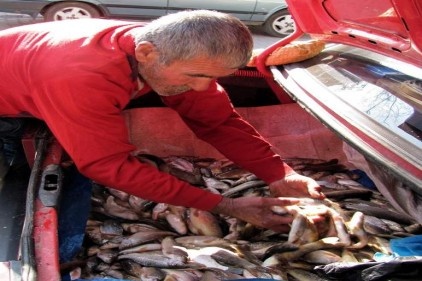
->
[135,41,158,63]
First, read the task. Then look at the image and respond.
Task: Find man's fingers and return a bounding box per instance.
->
[311,189,326,199]
[273,197,300,205]
[268,224,291,234]
[272,213,294,225]
[265,214,293,233]
[309,184,326,199]
[260,213,294,233]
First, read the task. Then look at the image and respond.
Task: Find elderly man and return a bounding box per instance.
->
[0,10,323,232]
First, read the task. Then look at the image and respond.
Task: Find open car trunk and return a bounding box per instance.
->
[1,68,418,281]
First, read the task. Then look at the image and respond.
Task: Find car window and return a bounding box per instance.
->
[302,46,422,145]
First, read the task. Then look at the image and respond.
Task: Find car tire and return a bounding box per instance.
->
[44,2,101,21]
[263,9,295,38]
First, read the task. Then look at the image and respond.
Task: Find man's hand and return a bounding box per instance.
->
[211,196,300,233]
[269,173,325,199]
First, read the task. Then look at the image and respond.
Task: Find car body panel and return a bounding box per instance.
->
[93,0,168,19]
[0,0,49,16]
[286,0,422,68]
[252,0,287,21]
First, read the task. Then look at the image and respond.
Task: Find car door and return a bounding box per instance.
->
[98,0,168,19]
[168,0,257,21]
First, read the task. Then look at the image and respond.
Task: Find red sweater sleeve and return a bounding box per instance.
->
[161,82,295,183]
[32,75,222,211]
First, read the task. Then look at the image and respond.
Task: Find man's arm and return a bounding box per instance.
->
[162,81,324,200]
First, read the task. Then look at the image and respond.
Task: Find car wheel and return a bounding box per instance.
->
[44,2,101,21]
[263,9,296,37]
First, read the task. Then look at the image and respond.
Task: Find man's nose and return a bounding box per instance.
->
[188,78,213,92]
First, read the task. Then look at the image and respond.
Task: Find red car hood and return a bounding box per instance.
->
[256,0,422,75]
[290,0,422,65]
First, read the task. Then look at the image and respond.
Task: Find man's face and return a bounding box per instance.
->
[138,56,238,96]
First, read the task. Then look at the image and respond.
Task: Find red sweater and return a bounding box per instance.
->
[0,19,294,210]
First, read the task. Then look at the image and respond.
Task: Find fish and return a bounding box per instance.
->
[100,220,124,238]
[86,245,100,256]
[404,223,422,234]
[221,180,267,197]
[119,230,178,250]
[346,211,368,249]
[362,215,392,235]
[161,237,189,262]
[141,267,167,281]
[85,225,105,245]
[288,213,318,245]
[269,237,345,263]
[341,249,359,263]
[104,195,141,221]
[328,210,351,246]
[342,202,416,225]
[166,212,189,235]
[323,189,373,200]
[261,242,299,260]
[223,217,241,241]
[97,249,119,264]
[174,236,234,249]
[186,208,223,238]
[99,235,124,250]
[209,248,270,277]
[118,243,163,255]
[121,222,163,234]
[242,268,283,280]
[367,236,392,255]
[176,246,232,271]
[152,203,169,220]
[202,176,231,191]
[119,259,145,277]
[75,155,420,280]
[117,252,189,268]
[381,218,406,233]
[167,166,204,186]
[128,195,154,214]
[103,268,125,279]
[106,186,130,201]
[302,250,342,264]
[162,269,203,281]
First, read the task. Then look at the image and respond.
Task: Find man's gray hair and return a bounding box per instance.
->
[133,10,253,68]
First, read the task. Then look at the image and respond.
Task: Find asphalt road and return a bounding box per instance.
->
[0,12,281,49]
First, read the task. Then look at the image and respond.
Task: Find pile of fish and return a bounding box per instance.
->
[68,155,421,281]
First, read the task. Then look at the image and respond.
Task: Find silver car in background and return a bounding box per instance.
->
[0,0,295,37]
